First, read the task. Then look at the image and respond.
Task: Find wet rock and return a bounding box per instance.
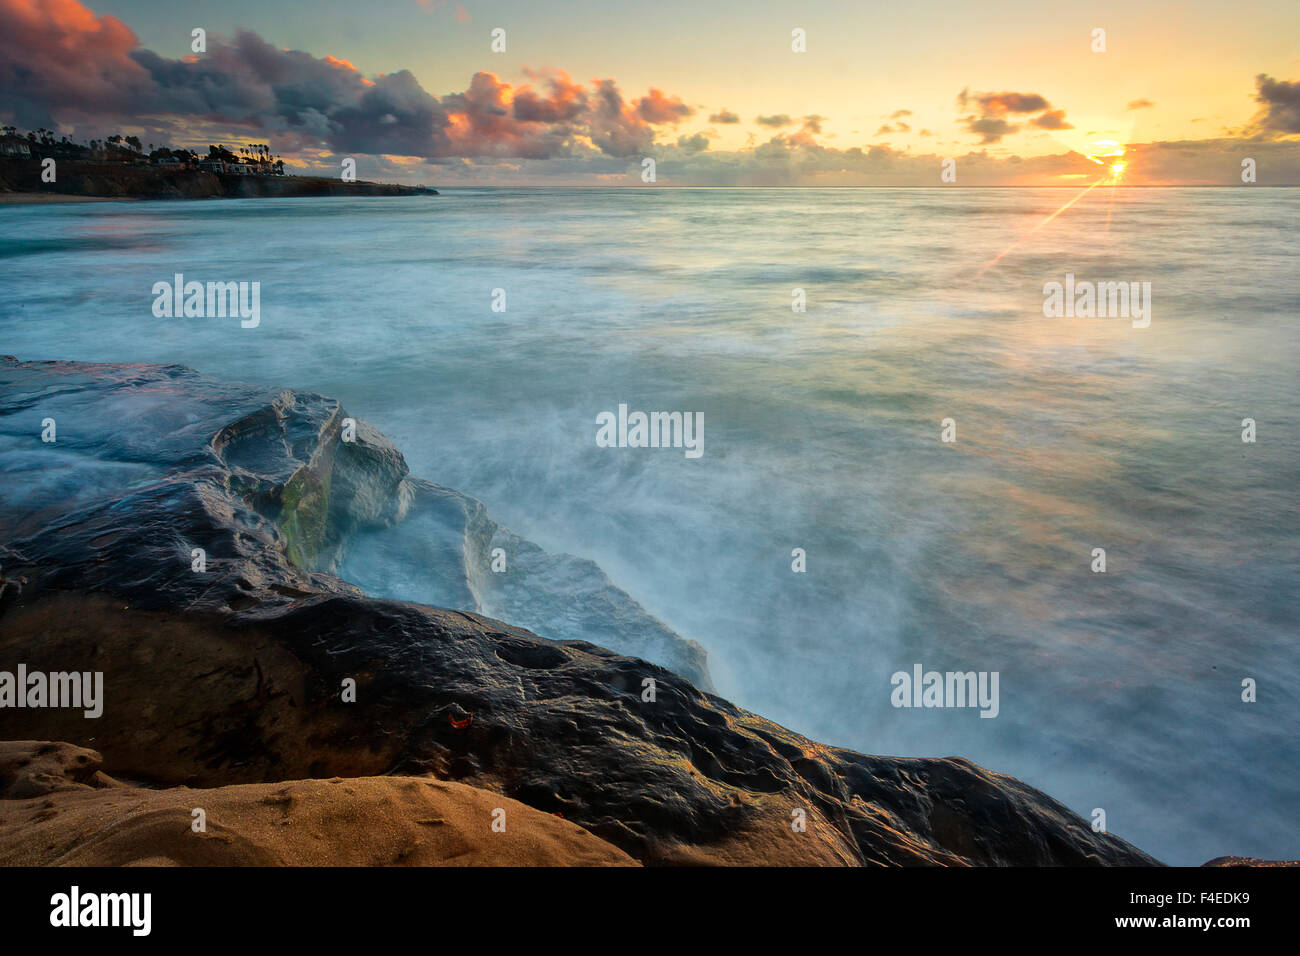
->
[0,358,1162,865]
[1203,856,1298,867]
[0,357,710,685]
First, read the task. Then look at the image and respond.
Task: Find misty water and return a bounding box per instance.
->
[1,187,1296,864]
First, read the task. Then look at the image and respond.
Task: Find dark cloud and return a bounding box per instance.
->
[958,89,1051,115]
[358,134,1300,187]
[676,132,709,153]
[1031,109,1073,130]
[966,116,1019,144]
[585,78,656,156]
[755,114,794,127]
[957,87,1068,143]
[0,0,153,127]
[708,109,740,123]
[1252,74,1300,134]
[0,0,691,161]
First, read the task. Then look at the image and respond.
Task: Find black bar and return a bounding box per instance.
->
[3,865,1292,942]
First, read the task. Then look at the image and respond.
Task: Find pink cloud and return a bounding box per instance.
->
[0,0,692,160]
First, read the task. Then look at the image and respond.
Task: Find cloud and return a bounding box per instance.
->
[1251,74,1300,135]
[512,69,588,123]
[957,89,1050,116]
[676,132,709,153]
[647,136,1096,187]
[635,88,693,124]
[1127,98,1156,110]
[957,87,1070,143]
[0,0,153,128]
[440,71,565,159]
[966,116,1019,144]
[4,1,1293,185]
[1031,109,1073,130]
[358,130,1300,187]
[416,0,470,21]
[0,0,691,160]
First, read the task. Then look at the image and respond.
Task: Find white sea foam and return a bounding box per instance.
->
[1,188,1296,865]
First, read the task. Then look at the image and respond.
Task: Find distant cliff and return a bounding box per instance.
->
[0,159,436,199]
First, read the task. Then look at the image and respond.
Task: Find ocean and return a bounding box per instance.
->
[1,186,1296,864]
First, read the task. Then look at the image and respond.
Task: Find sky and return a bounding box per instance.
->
[1,0,1298,185]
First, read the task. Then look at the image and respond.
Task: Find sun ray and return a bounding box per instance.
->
[975,137,1131,275]
[975,176,1107,276]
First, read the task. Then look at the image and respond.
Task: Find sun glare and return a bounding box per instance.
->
[1083,139,1126,162]
[1080,139,1129,182]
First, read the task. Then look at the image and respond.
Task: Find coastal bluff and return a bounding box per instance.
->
[0,159,436,200]
[0,357,1166,866]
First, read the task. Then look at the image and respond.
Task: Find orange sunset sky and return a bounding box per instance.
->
[2,0,1297,185]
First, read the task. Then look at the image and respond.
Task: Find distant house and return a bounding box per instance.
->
[198,159,226,174]
[0,136,32,158]
[156,157,181,167]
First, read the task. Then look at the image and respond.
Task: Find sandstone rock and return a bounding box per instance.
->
[0,748,635,867]
[0,740,114,798]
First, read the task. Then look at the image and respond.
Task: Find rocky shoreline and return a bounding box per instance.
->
[0,357,1280,866]
[0,159,436,200]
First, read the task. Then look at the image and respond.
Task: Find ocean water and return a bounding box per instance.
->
[1,187,1296,865]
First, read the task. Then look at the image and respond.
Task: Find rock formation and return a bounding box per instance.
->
[0,358,1164,865]
[0,159,437,200]
[0,741,635,866]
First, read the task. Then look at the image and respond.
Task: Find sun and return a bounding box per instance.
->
[1080,139,1129,182]
[1083,139,1126,162]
